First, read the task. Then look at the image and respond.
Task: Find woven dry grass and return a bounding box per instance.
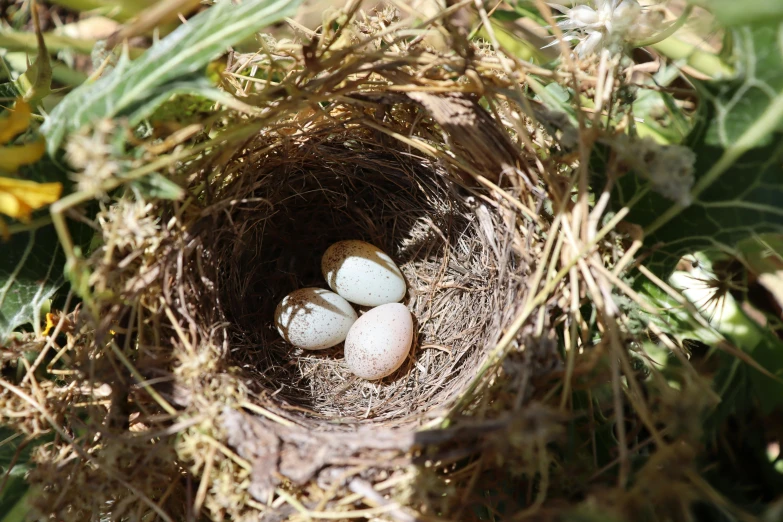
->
[208,133,528,427]
[146,53,554,517]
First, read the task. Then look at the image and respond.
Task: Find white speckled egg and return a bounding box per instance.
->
[344,303,413,380]
[321,240,406,307]
[274,288,358,350]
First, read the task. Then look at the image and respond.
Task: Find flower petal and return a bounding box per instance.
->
[0,140,47,173]
[0,175,63,221]
[0,99,33,145]
[576,30,605,57]
[570,5,599,27]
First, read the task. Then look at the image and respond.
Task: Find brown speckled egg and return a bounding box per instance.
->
[321,240,406,307]
[344,303,413,380]
[274,288,358,350]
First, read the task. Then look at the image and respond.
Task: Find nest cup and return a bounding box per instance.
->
[200,125,525,429]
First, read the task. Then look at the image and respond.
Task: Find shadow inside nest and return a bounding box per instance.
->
[202,139,524,427]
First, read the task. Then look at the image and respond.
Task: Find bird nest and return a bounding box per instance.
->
[209,133,525,427]
[79,90,551,519]
[15,9,567,520]
[155,93,543,509]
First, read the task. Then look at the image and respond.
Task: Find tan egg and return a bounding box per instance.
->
[344,303,413,380]
[274,288,358,350]
[321,240,406,307]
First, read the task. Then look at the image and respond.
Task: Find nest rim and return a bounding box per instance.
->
[178,127,529,431]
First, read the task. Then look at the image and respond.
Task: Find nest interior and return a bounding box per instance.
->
[198,127,528,429]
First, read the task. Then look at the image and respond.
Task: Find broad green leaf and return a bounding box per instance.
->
[701,24,783,148]
[642,22,783,243]
[42,0,303,154]
[0,428,51,520]
[691,0,783,27]
[611,131,783,276]
[0,224,65,341]
[0,207,93,342]
[126,74,255,126]
[598,22,783,277]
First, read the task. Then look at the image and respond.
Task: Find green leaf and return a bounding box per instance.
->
[613,131,783,276]
[0,82,20,103]
[130,172,184,200]
[599,22,783,277]
[702,24,783,148]
[0,428,47,519]
[41,0,303,154]
[126,74,252,126]
[0,490,33,522]
[693,0,783,27]
[0,224,65,341]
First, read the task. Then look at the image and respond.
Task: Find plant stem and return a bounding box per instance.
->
[47,0,156,22]
[652,37,733,78]
[0,30,145,58]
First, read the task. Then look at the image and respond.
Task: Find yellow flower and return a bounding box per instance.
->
[0,176,62,220]
[0,176,62,239]
[0,98,62,239]
[1,98,47,172]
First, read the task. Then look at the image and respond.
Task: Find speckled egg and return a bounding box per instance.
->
[344,303,413,380]
[321,240,406,307]
[274,288,358,350]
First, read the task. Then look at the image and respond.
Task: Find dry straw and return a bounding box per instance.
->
[1,3,606,521]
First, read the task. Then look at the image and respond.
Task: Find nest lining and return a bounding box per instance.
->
[199,129,527,428]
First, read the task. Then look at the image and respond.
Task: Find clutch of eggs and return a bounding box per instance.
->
[274,288,357,350]
[321,240,407,306]
[273,240,413,380]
